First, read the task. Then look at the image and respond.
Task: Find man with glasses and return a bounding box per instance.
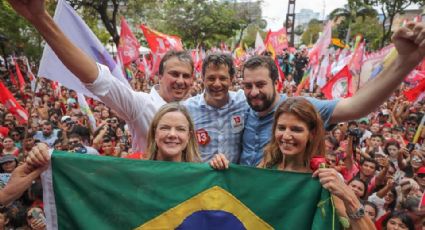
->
[68,133,99,155]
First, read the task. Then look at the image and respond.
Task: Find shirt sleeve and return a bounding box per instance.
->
[84,63,150,122]
[305,97,339,128]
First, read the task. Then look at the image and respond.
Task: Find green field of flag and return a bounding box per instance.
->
[42,151,340,230]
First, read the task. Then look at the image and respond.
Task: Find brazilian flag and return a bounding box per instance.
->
[42,151,341,230]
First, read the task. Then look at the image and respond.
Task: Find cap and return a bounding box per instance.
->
[61,116,71,123]
[417,166,425,175]
[358,117,369,124]
[0,154,17,164]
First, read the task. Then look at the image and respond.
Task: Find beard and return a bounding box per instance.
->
[247,90,276,113]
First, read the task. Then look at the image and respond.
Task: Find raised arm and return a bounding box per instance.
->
[7,0,98,83]
[330,22,425,124]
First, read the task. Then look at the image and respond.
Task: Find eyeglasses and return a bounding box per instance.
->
[68,141,79,145]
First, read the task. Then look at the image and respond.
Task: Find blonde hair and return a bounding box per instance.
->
[260,97,325,169]
[146,102,201,162]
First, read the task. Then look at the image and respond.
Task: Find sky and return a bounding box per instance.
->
[261,0,347,30]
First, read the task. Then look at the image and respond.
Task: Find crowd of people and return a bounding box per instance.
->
[0,0,425,229]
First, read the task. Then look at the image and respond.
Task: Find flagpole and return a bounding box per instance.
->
[23,76,40,140]
[413,114,425,144]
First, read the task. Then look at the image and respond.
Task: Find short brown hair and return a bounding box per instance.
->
[158,50,194,76]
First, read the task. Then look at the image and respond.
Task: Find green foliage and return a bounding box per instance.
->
[150,0,242,48]
[329,0,377,44]
[368,0,423,47]
[301,19,323,45]
[0,0,43,60]
[350,16,382,50]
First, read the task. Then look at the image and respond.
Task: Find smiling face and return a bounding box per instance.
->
[274,112,311,161]
[159,57,194,102]
[242,67,278,116]
[203,64,232,108]
[154,111,190,162]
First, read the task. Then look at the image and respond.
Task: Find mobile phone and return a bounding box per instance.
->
[407,143,415,152]
[31,208,46,223]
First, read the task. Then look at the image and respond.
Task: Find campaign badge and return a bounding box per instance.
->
[231,115,244,133]
[196,128,211,145]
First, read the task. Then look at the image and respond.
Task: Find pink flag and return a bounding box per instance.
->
[118,17,140,65]
[349,41,365,75]
[309,21,332,65]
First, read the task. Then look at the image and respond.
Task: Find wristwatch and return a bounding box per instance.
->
[347,204,365,220]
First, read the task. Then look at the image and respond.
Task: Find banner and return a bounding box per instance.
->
[140,24,183,54]
[264,27,288,55]
[321,65,353,99]
[38,0,130,99]
[117,17,140,65]
[0,81,28,124]
[42,151,339,230]
[359,44,394,88]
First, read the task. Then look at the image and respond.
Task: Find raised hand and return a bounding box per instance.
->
[392,22,425,66]
[6,0,47,23]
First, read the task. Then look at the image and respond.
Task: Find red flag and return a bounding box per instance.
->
[15,60,26,92]
[150,53,162,78]
[140,24,183,54]
[118,17,140,65]
[274,58,285,92]
[9,71,18,88]
[404,77,425,102]
[264,27,288,55]
[0,81,28,124]
[321,66,353,99]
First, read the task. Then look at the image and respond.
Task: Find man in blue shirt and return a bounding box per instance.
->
[184,53,249,163]
[240,31,425,166]
[239,56,337,166]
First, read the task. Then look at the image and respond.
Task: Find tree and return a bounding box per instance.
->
[329,0,377,44]
[368,0,423,47]
[144,0,244,49]
[0,0,45,60]
[66,0,124,46]
[349,16,383,50]
[301,19,323,46]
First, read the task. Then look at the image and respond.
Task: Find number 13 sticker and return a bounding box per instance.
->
[196,128,211,145]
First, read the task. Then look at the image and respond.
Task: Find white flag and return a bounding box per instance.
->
[38,0,130,99]
[254,32,266,55]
